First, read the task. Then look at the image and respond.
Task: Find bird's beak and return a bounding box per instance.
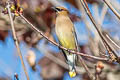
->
[51,7,59,12]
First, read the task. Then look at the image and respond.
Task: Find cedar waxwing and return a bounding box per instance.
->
[53,7,78,77]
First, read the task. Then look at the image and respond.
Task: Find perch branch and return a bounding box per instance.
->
[19,13,109,80]
[19,14,108,61]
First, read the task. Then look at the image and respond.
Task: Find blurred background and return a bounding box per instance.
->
[0,0,120,80]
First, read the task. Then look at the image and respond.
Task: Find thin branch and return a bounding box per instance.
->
[19,14,108,61]
[93,3,108,26]
[78,55,94,79]
[76,0,100,57]
[36,45,88,74]
[100,3,108,25]
[48,0,64,7]
[19,13,111,80]
[74,9,93,78]
[36,45,68,69]
[6,2,30,80]
[103,32,120,49]
[103,0,120,20]
[20,13,109,79]
[79,0,120,63]
[110,0,120,11]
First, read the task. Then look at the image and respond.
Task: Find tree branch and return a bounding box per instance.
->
[19,14,108,61]
[19,13,110,80]
[7,2,30,80]
[103,0,120,20]
[79,0,120,63]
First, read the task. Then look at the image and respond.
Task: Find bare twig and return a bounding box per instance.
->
[103,0,120,20]
[19,14,108,61]
[103,32,120,49]
[79,0,120,63]
[78,55,94,79]
[75,29,93,78]
[72,6,93,78]
[94,3,108,26]
[19,13,109,80]
[7,2,30,80]
[92,2,108,56]
[110,0,120,11]
[48,0,64,6]
[75,0,100,57]
[99,3,108,25]
[36,45,88,74]
[36,45,68,69]
[19,13,110,79]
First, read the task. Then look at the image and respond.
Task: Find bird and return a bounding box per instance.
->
[52,7,79,78]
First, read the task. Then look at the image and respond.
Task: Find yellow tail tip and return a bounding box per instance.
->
[69,71,76,78]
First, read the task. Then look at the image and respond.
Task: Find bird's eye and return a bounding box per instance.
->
[57,8,63,11]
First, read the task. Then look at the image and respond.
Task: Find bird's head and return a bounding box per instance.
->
[52,7,69,15]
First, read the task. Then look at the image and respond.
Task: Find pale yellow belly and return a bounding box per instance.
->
[56,29,76,50]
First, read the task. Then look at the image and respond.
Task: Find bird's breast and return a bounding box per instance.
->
[55,15,76,49]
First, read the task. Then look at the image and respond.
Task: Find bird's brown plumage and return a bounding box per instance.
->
[54,7,77,77]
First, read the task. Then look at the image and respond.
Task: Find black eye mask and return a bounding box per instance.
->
[52,7,63,12]
[55,8,63,12]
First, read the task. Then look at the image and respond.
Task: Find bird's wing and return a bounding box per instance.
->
[72,26,80,64]
[58,39,69,61]
[72,27,80,52]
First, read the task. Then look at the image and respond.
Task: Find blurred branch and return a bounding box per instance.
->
[103,32,120,49]
[48,0,64,6]
[19,14,108,61]
[110,0,120,11]
[36,45,68,69]
[103,0,120,20]
[93,3,108,26]
[91,3,108,56]
[99,3,108,25]
[74,9,93,79]
[77,55,94,79]
[75,0,100,57]
[6,2,29,80]
[79,0,120,63]
[36,45,90,74]
[75,0,92,35]
[19,13,111,79]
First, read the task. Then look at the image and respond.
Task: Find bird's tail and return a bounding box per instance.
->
[67,53,76,78]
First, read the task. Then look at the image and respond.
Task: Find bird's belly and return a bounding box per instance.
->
[56,29,76,50]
